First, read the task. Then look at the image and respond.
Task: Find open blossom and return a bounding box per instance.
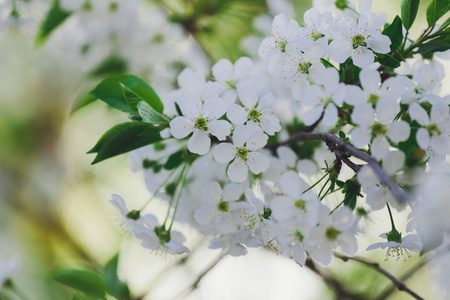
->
[302,67,346,126]
[227,86,281,135]
[194,181,245,234]
[170,96,231,155]
[328,13,390,68]
[409,101,450,157]
[367,233,421,261]
[213,125,269,183]
[109,194,142,233]
[133,214,189,255]
[212,57,253,103]
[297,8,332,54]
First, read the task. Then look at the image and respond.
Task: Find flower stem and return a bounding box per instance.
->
[163,164,188,226]
[386,203,397,231]
[168,165,189,231]
[139,167,179,211]
[303,172,328,194]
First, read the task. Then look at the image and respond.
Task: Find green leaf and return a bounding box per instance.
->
[416,30,450,54]
[164,150,185,170]
[339,58,362,84]
[426,0,450,27]
[439,16,450,30]
[104,254,130,300]
[401,0,420,30]
[88,122,162,164]
[90,74,163,114]
[137,101,170,124]
[397,121,426,168]
[51,269,105,299]
[382,16,404,51]
[342,179,361,210]
[71,87,97,114]
[88,55,128,78]
[320,58,337,69]
[35,0,72,47]
[376,54,401,68]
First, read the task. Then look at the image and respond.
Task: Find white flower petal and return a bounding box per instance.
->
[208,120,231,141]
[234,57,253,80]
[227,104,247,125]
[386,121,410,143]
[371,135,390,160]
[409,103,430,126]
[188,131,211,155]
[352,46,374,68]
[170,116,194,139]
[212,59,233,82]
[213,143,236,163]
[360,68,380,94]
[227,158,248,183]
[247,152,270,174]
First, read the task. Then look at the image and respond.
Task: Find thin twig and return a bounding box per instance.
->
[170,252,226,300]
[269,131,410,204]
[376,244,450,300]
[305,258,366,300]
[335,253,424,300]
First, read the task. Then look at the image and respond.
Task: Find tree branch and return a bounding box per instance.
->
[305,258,366,300]
[269,131,410,204]
[335,253,424,300]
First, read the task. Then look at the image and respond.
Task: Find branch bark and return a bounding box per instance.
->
[269,131,410,204]
[335,253,424,300]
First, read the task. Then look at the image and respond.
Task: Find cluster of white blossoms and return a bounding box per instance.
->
[106,0,450,269]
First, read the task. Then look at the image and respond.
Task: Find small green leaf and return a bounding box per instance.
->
[439,16,450,30]
[382,16,404,51]
[342,179,361,210]
[401,0,420,30]
[90,74,163,114]
[320,58,337,69]
[339,58,362,84]
[137,101,170,124]
[104,254,130,300]
[164,150,185,170]
[416,30,450,54]
[376,54,401,68]
[88,55,128,78]
[88,122,162,164]
[52,269,105,299]
[71,87,97,114]
[35,0,72,47]
[426,0,449,27]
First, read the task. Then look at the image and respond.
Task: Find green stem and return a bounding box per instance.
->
[6,280,29,300]
[303,172,329,194]
[386,203,397,231]
[318,178,330,199]
[168,165,189,231]
[163,164,187,226]
[139,167,179,211]
[330,199,345,214]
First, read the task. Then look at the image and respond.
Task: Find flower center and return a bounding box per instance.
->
[217,200,229,212]
[352,34,367,49]
[335,0,348,10]
[294,229,304,242]
[226,79,237,89]
[386,229,402,243]
[368,94,380,106]
[371,122,387,136]
[248,108,262,123]
[276,40,288,52]
[294,200,306,210]
[236,147,249,161]
[126,210,140,220]
[426,123,441,135]
[325,226,341,241]
[298,62,312,74]
[194,117,208,131]
[109,2,119,12]
[154,226,171,244]
[82,0,93,11]
[311,31,324,41]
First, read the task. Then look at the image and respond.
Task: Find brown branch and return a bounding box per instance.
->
[305,258,366,300]
[335,253,424,300]
[169,252,225,300]
[269,131,410,204]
